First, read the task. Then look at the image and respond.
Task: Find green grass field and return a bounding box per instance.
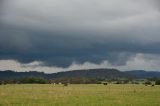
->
[0,84,160,106]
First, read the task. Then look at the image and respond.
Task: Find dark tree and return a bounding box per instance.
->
[155,80,160,85]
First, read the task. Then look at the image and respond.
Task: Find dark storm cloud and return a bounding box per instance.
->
[0,0,160,67]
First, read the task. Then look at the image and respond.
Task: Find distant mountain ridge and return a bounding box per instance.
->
[124,70,160,78]
[52,69,130,79]
[0,69,160,80]
[0,70,48,79]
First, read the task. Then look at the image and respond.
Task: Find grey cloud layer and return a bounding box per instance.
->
[0,0,160,67]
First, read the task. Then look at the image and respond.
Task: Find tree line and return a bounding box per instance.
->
[1,76,160,85]
[0,76,98,84]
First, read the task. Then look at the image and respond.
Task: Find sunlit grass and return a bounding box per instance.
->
[0,84,160,106]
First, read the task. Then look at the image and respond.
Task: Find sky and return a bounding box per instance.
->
[0,0,160,73]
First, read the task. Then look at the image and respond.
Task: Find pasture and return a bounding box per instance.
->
[0,84,160,106]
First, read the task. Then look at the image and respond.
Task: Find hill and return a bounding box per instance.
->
[0,70,48,79]
[1,69,160,80]
[125,70,160,78]
[52,69,131,79]
[0,69,131,80]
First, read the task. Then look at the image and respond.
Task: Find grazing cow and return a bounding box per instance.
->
[103,82,108,85]
[151,84,155,87]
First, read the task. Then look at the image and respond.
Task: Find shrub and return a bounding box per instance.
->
[144,81,152,85]
[0,81,2,85]
[63,83,68,86]
[115,81,123,84]
[96,81,102,84]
